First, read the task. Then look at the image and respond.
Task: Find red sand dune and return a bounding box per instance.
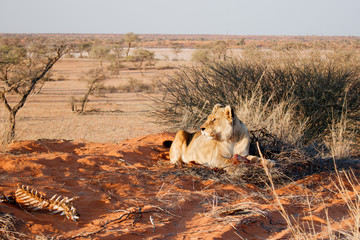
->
[0,133,359,239]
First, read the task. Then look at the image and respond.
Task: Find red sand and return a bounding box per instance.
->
[1,132,359,239]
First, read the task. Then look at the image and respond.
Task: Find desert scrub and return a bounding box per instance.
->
[118,78,156,93]
[155,49,360,144]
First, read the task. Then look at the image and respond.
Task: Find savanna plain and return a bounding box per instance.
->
[0,34,360,239]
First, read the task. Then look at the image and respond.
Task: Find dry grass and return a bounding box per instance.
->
[157,48,360,142]
[324,110,357,159]
[331,168,360,239]
[257,143,301,238]
[155,48,360,179]
[0,213,21,240]
[0,43,188,144]
[236,88,306,147]
[0,57,174,143]
[259,141,360,239]
[0,119,11,153]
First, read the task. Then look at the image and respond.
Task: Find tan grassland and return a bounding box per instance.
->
[0,50,189,142]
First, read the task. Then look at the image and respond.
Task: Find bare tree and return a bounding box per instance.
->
[72,44,121,113]
[77,67,108,113]
[0,38,70,141]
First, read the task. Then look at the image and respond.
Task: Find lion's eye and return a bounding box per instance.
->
[211,118,216,122]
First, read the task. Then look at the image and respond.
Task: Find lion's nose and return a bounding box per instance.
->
[201,127,205,131]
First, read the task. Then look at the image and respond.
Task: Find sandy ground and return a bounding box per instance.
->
[0,56,179,143]
[1,133,359,239]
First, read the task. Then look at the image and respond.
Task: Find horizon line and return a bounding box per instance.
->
[1,33,359,38]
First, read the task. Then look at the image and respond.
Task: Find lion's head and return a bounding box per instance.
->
[200,104,239,141]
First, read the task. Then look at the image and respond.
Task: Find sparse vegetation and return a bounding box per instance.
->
[107,45,124,75]
[123,32,139,57]
[130,48,156,75]
[191,40,232,62]
[118,77,153,93]
[260,147,360,239]
[157,50,359,145]
[1,34,360,239]
[0,37,70,141]
[89,45,111,66]
[76,42,92,58]
[172,43,182,61]
[154,47,360,189]
[72,67,108,113]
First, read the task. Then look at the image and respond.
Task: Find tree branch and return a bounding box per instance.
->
[12,44,68,114]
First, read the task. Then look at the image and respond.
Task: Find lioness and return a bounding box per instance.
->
[168,104,268,172]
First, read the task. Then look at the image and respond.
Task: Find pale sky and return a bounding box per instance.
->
[1,0,359,36]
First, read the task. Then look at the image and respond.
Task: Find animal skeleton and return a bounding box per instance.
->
[1,184,79,222]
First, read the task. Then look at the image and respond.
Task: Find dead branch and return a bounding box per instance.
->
[63,207,164,239]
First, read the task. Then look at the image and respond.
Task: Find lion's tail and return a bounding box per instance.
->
[162,140,173,148]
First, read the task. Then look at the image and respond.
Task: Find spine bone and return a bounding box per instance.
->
[14,184,79,222]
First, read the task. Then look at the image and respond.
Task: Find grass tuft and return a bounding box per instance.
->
[0,213,19,240]
[324,110,357,159]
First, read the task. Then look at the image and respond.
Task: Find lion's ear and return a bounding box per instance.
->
[224,105,234,120]
[212,104,222,114]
